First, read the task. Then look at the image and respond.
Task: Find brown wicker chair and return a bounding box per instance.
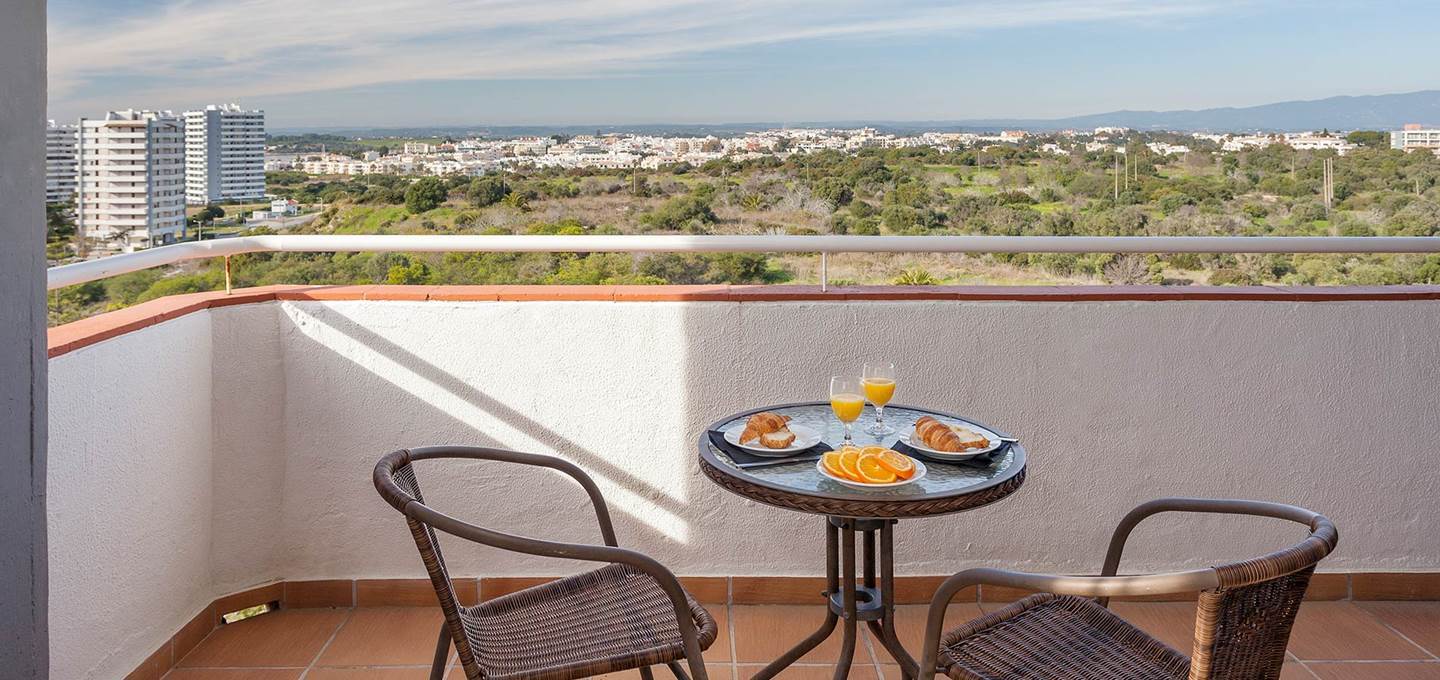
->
[916,498,1338,680]
[374,446,717,680]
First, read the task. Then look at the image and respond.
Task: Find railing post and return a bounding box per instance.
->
[821,252,829,292]
[224,255,232,295]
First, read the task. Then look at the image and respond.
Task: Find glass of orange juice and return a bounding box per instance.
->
[862,362,897,435]
[829,376,865,446]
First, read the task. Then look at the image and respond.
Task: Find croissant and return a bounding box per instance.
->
[740,412,791,443]
[914,416,988,452]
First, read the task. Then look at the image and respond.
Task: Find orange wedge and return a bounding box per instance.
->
[838,448,863,481]
[821,451,850,480]
[873,450,916,479]
[855,454,898,484]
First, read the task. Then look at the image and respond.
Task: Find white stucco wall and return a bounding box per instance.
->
[269,298,1440,580]
[47,313,215,680]
[47,295,1440,677]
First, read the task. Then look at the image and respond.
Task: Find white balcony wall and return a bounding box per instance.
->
[47,296,1440,678]
[48,312,216,680]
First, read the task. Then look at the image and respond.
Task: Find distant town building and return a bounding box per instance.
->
[76,110,187,251]
[1285,133,1356,155]
[46,120,78,204]
[1146,142,1191,156]
[1222,134,1278,152]
[184,104,266,205]
[402,142,436,154]
[250,198,298,221]
[1391,124,1440,153]
[509,137,552,155]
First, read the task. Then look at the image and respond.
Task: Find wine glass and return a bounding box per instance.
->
[830,376,864,446]
[862,362,897,435]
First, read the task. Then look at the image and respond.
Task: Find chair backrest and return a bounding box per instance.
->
[374,448,482,676]
[1187,510,1337,679]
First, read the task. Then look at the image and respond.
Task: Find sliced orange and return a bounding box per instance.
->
[860,445,889,458]
[821,452,850,480]
[873,450,916,479]
[855,454,898,484]
[838,449,863,481]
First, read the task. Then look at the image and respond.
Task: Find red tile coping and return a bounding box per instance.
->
[54,283,1440,359]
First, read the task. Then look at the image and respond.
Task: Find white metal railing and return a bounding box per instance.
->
[46,234,1440,292]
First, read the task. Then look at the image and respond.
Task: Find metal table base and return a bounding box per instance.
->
[751,517,920,680]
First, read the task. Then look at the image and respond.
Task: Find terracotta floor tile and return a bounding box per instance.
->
[709,606,732,662]
[317,608,444,667]
[736,663,877,679]
[1306,662,1440,679]
[1109,602,1198,653]
[307,669,432,680]
[1358,602,1440,657]
[176,609,347,668]
[731,606,863,664]
[589,663,733,679]
[156,603,1440,679]
[1280,664,1318,680]
[163,670,304,680]
[882,604,985,652]
[1288,602,1431,661]
[881,661,1316,679]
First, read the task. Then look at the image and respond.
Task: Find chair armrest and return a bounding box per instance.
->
[1099,497,1333,605]
[915,567,1219,680]
[406,445,620,546]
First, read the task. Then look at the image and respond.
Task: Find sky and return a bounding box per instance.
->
[45,0,1440,129]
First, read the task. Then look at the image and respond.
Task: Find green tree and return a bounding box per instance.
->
[1346,131,1389,149]
[404,177,448,213]
[198,205,226,223]
[46,202,77,260]
[812,177,853,207]
[386,261,432,285]
[640,195,717,231]
[467,176,510,207]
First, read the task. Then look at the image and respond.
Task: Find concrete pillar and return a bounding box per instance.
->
[0,0,49,677]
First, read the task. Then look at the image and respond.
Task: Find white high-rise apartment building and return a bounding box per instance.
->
[1391,124,1440,153]
[76,110,187,252]
[46,120,79,204]
[184,104,266,205]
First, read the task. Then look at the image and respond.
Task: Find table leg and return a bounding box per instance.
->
[867,520,920,678]
[748,518,919,680]
[749,520,840,680]
[833,522,858,680]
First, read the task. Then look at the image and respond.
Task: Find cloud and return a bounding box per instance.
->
[49,0,1233,112]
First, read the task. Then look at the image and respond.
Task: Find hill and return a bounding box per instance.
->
[273,90,1440,137]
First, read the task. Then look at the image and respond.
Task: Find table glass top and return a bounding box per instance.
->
[705,404,1022,501]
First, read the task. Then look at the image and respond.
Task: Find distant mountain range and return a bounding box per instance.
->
[272,90,1440,137]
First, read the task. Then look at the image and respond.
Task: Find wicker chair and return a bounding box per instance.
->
[916,498,1338,680]
[374,446,717,680]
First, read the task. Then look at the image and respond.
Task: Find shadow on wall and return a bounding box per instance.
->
[271,296,1440,581]
[278,300,773,578]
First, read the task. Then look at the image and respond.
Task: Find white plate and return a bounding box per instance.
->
[899,420,1005,460]
[723,422,823,456]
[816,454,927,489]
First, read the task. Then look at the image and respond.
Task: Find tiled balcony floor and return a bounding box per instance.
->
[163,601,1440,679]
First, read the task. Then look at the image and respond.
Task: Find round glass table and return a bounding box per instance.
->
[697,402,1027,680]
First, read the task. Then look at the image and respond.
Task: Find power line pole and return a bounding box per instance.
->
[1322,157,1334,215]
[1123,150,1129,192]
[1114,153,1119,200]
